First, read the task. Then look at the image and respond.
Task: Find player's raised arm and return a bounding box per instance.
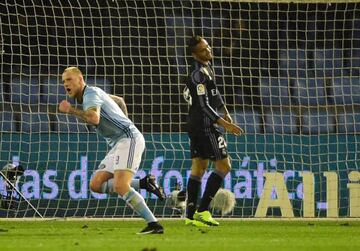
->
[58,100,100,125]
[59,67,101,125]
[109,94,128,117]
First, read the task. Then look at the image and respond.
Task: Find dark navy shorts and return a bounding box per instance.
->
[189,130,228,161]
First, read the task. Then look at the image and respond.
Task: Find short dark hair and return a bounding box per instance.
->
[188,35,203,54]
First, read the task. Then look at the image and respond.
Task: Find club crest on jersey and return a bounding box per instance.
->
[197,84,206,95]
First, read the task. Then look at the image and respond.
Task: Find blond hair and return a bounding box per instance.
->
[63,66,83,76]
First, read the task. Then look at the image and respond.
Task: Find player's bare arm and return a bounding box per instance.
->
[216,117,243,136]
[59,100,100,125]
[109,94,128,117]
[221,105,233,123]
[195,84,241,135]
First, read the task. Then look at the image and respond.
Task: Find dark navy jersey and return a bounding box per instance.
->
[184,61,224,135]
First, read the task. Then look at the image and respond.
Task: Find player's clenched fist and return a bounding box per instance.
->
[59,100,72,113]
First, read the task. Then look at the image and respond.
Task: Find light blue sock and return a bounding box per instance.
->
[122,187,157,223]
[131,179,140,190]
[101,179,140,193]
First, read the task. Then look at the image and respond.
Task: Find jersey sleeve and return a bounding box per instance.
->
[83,88,103,111]
[212,90,225,109]
[191,70,221,122]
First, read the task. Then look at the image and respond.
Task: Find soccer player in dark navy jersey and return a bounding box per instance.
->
[183,36,244,227]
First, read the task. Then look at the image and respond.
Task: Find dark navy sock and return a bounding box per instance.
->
[186,175,201,219]
[198,171,224,213]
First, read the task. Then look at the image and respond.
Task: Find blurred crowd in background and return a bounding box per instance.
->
[1,0,360,134]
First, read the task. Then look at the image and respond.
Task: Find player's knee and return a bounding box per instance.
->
[89,180,102,193]
[191,168,205,178]
[113,182,130,196]
[191,163,208,177]
[215,164,231,175]
[223,165,231,174]
[214,158,231,174]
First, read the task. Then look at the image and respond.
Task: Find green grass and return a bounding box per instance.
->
[0,220,359,251]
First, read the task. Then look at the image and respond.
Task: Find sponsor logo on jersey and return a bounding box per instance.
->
[211,89,220,96]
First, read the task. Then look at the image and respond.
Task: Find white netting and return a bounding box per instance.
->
[0,0,360,218]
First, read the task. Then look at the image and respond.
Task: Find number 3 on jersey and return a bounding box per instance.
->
[217,136,227,149]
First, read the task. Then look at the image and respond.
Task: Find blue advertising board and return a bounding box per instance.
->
[1,133,359,217]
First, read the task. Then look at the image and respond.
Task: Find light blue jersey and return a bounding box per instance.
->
[82,85,141,147]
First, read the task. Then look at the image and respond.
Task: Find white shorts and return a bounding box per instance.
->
[96,135,145,174]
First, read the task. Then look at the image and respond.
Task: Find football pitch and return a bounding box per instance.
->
[0,220,359,251]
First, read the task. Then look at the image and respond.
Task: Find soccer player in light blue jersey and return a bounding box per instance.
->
[58,67,164,234]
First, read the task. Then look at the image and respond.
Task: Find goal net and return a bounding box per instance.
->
[1,0,360,218]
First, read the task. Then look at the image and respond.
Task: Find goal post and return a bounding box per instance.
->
[1,0,360,218]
